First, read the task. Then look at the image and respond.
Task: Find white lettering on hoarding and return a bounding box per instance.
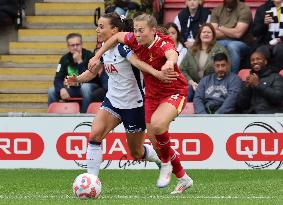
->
[236,136,283,159]
[236,136,258,159]
[66,136,87,158]
[183,139,200,155]
[108,139,127,154]
[171,139,179,155]
[0,138,32,154]
[261,139,278,155]
[0,138,11,154]
[14,138,31,154]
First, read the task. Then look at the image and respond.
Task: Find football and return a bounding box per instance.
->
[73,173,102,199]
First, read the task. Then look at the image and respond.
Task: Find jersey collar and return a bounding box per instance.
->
[147,34,159,49]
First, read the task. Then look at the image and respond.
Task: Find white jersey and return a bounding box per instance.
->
[176,42,187,66]
[102,43,144,109]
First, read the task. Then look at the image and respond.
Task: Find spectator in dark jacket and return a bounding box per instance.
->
[48,33,106,113]
[252,0,283,71]
[0,0,17,26]
[237,51,283,113]
[193,52,242,114]
[174,0,210,48]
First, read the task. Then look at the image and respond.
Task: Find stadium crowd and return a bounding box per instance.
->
[47,0,283,114]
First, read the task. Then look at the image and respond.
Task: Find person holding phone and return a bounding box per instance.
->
[252,0,283,71]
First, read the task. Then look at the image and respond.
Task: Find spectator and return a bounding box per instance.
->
[48,33,105,113]
[104,0,157,21]
[252,0,283,72]
[0,0,17,26]
[165,22,187,66]
[237,51,283,113]
[193,52,242,114]
[211,0,253,73]
[105,0,140,17]
[179,23,229,101]
[174,0,210,48]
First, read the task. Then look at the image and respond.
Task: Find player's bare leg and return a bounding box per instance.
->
[149,102,193,193]
[126,131,161,164]
[87,109,120,176]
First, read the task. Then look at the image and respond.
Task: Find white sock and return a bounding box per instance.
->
[143,144,161,163]
[86,143,102,176]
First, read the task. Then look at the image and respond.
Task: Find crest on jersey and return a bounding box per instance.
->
[149,53,154,62]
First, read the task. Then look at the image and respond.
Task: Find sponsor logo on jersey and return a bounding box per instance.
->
[104,64,118,74]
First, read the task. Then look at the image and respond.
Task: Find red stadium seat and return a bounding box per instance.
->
[87,102,102,114]
[48,102,80,114]
[64,97,83,102]
[162,0,266,23]
[238,69,251,81]
[279,69,283,77]
[181,102,194,115]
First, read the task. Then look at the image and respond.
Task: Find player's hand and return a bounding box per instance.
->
[88,57,100,72]
[60,88,70,99]
[154,69,179,83]
[161,60,175,72]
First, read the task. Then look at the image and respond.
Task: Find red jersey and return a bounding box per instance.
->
[124,32,188,99]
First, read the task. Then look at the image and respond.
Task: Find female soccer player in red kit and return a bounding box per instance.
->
[88,13,193,194]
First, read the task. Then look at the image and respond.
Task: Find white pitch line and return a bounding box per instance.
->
[0,195,275,200]
[100,195,275,200]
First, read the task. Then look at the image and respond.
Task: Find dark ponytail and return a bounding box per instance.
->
[123,18,133,32]
[101,12,133,32]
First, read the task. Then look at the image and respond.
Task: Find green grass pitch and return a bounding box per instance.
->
[0,169,282,205]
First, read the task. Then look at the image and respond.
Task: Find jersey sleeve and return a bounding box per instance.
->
[118,43,133,60]
[158,39,177,56]
[124,32,136,47]
[161,41,176,53]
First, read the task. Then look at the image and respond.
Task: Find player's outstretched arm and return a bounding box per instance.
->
[66,64,102,85]
[88,32,128,70]
[161,49,178,71]
[128,53,178,83]
[78,64,102,83]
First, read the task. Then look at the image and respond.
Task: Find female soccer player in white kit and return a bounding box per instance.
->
[87,14,194,194]
[68,13,178,178]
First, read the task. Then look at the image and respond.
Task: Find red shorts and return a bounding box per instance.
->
[144,94,187,123]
